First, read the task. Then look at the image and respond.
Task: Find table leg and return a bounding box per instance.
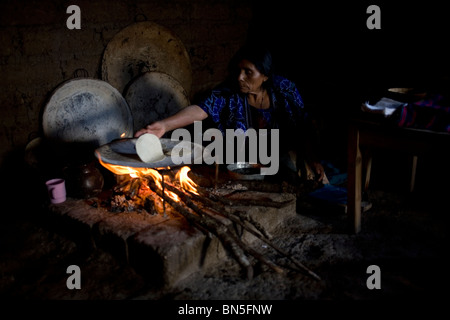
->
[347,125,362,233]
[410,155,418,192]
[363,149,372,193]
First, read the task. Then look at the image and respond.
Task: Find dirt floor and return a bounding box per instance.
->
[0,153,449,317]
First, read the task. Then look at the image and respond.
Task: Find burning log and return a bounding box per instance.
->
[180,187,272,240]
[128,177,141,198]
[161,180,286,275]
[146,178,255,279]
[97,158,320,281]
[109,175,160,215]
[177,190,284,275]
[199,185,294,209]
[164,181,321,281]
[218,179,321,197]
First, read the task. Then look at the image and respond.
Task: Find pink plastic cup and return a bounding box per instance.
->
[45,178,66,204]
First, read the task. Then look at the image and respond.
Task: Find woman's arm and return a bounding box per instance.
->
[134,104,208,138]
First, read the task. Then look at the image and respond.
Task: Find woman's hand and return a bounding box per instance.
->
[310,161,325,182]
[134,121,166,138]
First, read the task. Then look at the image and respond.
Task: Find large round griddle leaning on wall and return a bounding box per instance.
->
[101,21,192,96]
[42,78,134,148]
[124,71,190,132]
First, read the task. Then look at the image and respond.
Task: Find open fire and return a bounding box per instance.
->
[94,156,320,281]
[97,154,198,215]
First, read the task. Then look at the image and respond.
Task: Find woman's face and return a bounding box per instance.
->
[237,59,268,94]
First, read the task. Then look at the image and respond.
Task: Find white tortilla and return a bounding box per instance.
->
[135,133,165,163]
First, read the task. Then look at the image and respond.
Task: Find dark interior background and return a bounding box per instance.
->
[250,0,449,168]
[252,1,449,91]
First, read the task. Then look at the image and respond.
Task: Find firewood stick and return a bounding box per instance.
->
[129,178,141,198]
[224,180,296,193]
[181,187,272,240]
[162,182,285,275]
[231,210,272,240]
[229,198,294,209]
[161,173,167,217]
[146,179,254,280]
[237,240,284,274]
[217,205,320,279]
[166,182,321,281]
[196,185,293,208]
[114,175,132,192]
[192,185,285,239]
[220,180,319,197]
[165,182,264,238]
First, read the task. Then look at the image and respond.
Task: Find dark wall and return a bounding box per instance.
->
[0,0,253,169]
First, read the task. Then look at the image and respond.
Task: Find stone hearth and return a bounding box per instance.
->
[48,189,297,288]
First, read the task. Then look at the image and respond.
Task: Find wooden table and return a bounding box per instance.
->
[347,115,450,233]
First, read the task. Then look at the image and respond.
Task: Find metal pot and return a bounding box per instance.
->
[64,161,104,199]
[227,162,265,180]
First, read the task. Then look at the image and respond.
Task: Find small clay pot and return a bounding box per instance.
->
[65,162,104,198]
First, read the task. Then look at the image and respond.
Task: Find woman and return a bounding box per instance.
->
[135,44,324,181]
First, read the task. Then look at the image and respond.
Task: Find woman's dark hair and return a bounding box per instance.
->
[228,43,273,81]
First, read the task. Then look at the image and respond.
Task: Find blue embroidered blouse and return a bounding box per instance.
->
[197,75,307,133]
[196,74,317,157]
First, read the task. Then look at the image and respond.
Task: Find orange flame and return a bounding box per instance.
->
[175,166,199,195]
[96,152,179,201]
